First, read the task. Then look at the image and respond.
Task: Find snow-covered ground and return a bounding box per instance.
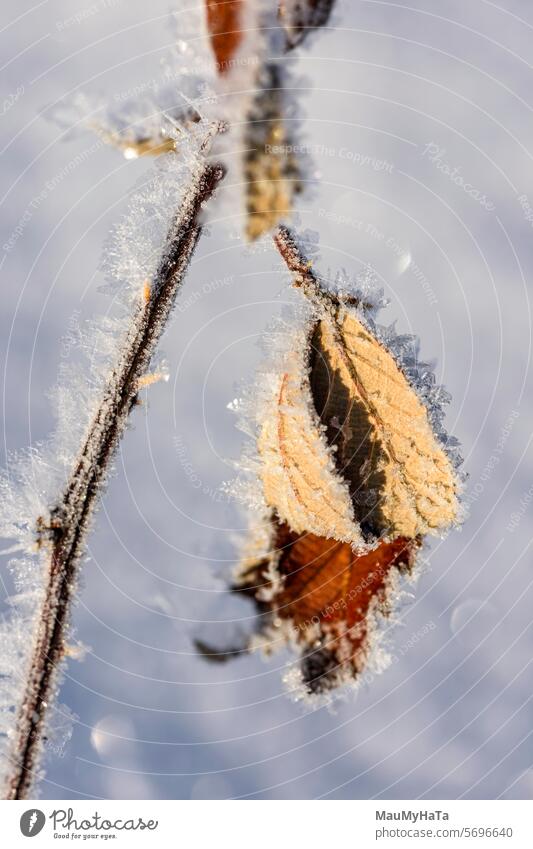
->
[1,0,532,799]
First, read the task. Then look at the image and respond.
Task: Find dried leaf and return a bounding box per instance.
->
[310,315,458,538]
[244,65,302,241]
[278,0,336,50]
[194,639,249,663]
[198,227,461,697]
[232,520,419,695]
[91,107,201,159]
[205,0,245,75]
[113,135,177,159]
[258,339,364,547]
[271,226,460,541]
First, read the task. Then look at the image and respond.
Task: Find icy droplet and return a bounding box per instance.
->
[395,251,412,275]
[91,714,137,762]
[450,598,497,649]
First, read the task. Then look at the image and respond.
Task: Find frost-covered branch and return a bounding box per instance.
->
[2,152,224,800]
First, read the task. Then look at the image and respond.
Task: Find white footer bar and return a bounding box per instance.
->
[1,799,531,848]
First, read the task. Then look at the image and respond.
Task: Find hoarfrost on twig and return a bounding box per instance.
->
[0,126,225,799]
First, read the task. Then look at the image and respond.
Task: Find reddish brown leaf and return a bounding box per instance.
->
[205,0,245,75]
[232,521,419,694]
[272,526,414,627]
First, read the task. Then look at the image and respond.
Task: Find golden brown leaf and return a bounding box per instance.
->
[258,355,364,547]
[243,65,302,241]
[310,314,458,539]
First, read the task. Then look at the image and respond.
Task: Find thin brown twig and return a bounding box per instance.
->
[4,159,225,800]
[273,224,374,311]
[274,224,330,305]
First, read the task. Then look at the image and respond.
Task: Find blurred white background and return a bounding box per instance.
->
[1,0,532,799]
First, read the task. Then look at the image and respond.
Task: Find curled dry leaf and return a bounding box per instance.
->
[205,3,330,240]
[89,107,202,160]
[278,0,337,50]
[205,0,245,74]
[197,226,461,696]
[232,520,419,695]
[267,226,460,543]
[205,0,337,72]
[257,318,363,547]
[309,316,458,538]
[106,134,177,159]
[243,65,302,241]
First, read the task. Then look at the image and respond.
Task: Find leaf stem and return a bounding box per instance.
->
[274,224,372,311]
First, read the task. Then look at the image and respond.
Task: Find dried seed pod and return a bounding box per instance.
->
[205,0,245,75]
[278,0,336,50]
[243,65,302,241]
